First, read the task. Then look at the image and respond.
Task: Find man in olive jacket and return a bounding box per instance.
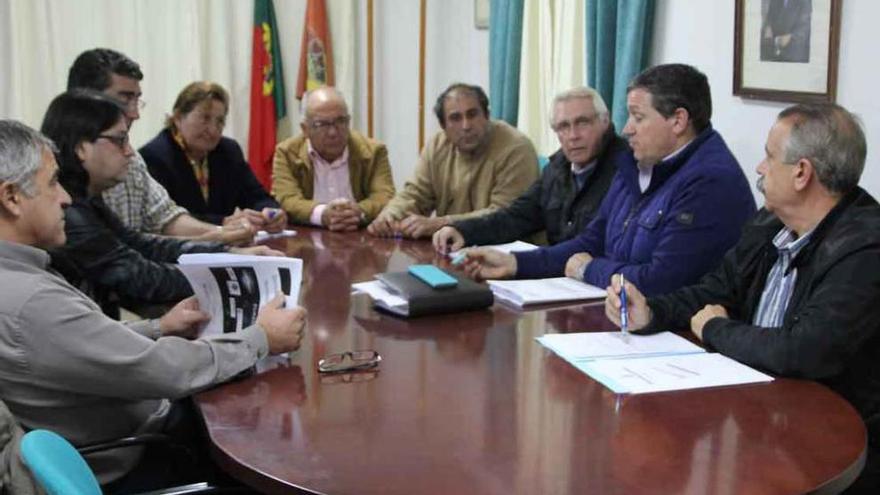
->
[272,87,395,230]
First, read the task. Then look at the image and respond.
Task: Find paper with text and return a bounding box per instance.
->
[537,331,773,394]
[538,331,704,362]
[577,352,774,394]
[489,277,606,307]
[178,253,303,336]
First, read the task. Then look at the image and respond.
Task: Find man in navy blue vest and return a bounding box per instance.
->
[464,64,756,297]
[606,103,880,494]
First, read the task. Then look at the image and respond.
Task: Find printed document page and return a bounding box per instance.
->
[450,240,539,258]
[489,277,606,307]
[537,331,704,362]
[178,253,303,336]
[576,352,774,394]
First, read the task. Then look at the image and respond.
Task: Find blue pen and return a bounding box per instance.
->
[266,208,279,220]
[619,273,629,338]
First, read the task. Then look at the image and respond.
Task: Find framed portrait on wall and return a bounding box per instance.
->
[733,0,841,103]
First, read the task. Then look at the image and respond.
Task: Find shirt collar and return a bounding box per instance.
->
[308,140,350,169]
[0,239,51,270]
[772,226,814,255]
[571,158,597,175]
[661,137,695,164]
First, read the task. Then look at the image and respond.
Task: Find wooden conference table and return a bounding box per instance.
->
[195,227,866,495]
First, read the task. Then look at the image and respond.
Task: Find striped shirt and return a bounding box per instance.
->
[752,227,813,327]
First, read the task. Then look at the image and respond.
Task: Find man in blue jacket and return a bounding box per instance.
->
[464,64,756,296]
[605,103,880,493]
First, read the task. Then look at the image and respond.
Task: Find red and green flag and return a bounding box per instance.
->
[296,0,334,98]
[248,0,287,191]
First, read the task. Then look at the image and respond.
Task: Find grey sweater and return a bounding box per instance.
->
[0,240,269,484]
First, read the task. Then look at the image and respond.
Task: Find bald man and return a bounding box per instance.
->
[272,87,395,230]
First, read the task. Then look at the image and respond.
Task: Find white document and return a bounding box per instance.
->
[450,240,539,258]
[489,277,606,307]
[254,229,297,243]
[577,352,774,394]
[351,280,408,315]
[178,253,303,336]
[537,331,704,362]
[536,331,773,394]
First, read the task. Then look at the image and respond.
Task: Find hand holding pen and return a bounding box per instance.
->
[604,274,652,333]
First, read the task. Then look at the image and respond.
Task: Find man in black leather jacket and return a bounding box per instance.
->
[606,103,880,494]
[433,87,628,252]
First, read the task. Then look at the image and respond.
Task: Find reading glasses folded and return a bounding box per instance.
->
[317,350,382,373]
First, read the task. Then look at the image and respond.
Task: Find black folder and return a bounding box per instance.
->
[374,270,494,317]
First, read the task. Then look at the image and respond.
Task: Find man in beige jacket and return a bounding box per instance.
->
[368,83,539,239]
[272,87,395,231]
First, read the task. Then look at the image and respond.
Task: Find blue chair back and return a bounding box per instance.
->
[20,429,102,495]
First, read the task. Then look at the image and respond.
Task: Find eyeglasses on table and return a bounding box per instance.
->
[317,350,382,374]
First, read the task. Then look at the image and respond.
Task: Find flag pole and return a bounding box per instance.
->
[367,0,375,138]
[418,0,426,151]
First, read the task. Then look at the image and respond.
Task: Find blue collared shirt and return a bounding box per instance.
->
[752,226,814,328]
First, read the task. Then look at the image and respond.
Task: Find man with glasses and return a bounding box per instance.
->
[433,87,627,252]
[272,86,395,230]
[464,65,756,297]
[67,48,255,245]
[368,83,538,239]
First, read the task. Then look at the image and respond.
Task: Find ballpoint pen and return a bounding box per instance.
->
[619,273,629,339]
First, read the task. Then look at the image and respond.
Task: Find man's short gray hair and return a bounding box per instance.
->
[549,87,609,126]
[778,103,866,195]
[0,120,56,196]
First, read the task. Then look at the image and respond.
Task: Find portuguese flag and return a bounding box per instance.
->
[296,0,334,98]
[248,0,287,191]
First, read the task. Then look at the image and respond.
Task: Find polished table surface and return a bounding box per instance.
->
[195,227,865,495]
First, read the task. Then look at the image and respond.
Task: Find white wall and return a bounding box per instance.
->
[651,0,880,201]
[278,0,490,190]
[0,0,488,192]
[372,0,490,188]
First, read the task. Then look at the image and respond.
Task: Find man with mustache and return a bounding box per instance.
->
[432,87,626,252]
[368,83,539,239]
[605,102,880,494]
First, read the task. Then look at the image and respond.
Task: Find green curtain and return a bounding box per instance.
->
[586,0,656,130]
[489,0,525,125]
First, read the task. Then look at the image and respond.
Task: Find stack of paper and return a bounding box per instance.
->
[488,277,606,308]
[449,240,539,257]
[351,280,409,315]
[536,331,774,394]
